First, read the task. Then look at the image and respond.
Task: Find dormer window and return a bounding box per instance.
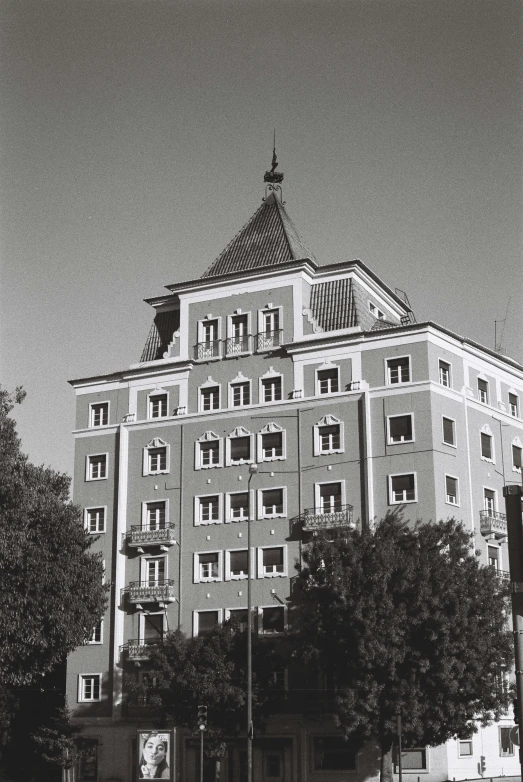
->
[369,302,385,319]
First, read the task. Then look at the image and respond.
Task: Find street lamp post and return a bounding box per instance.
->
[247,463,258,782]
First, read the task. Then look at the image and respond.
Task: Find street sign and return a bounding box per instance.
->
[510,726,520,746]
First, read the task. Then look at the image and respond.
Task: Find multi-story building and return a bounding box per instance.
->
[66,167,523,782]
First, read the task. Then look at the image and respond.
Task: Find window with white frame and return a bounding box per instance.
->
[258,307,282,350]
[227,608,248,631]
[143,556,166,584]
[78,674,102,702]
[197,318,221,359]
[313,415,344,456]
[86,454,107,481]
[445,475,459,505]
[90,402,109,427]
[386,356,410,384]
[509,392,519,418]
[458,737,473,757]
[480,429,494,461]
[195,609,221,636]
[226,427,254,465]
[195,494,221,525]
[259,606,285,634]
[226,549,249,580]
[258,546,286,577]
[231,381,250,407]
[512,443,522,472]
[389,473,416,503]
[200,383,220,411]
[259,488,285,518]
[478,378,489,404]
[194,551,222,582]
[442,417,456,446]
[488,545,500,570]
[85,507,106,534]
[226,492,250,522]
[369,302,385,320]
[87,619,103,644]
[387,414,414,443]
[484,488,496,515]
[148,393,168,419]
[261,374,283,402]
[317,367,339,395]
[393,748,427,771]
[500,727,515,757]
[144,501,166,530]
[439,360,451,388]
[316,482,343,513]
[228,313,250,355]
[258,423,285,461]
[196,431,222,469]
[143,438,169,475]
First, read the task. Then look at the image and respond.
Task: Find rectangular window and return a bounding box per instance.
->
[144,557,166,583]
[388,414,413,443]
[86,507,105,534]
[387,357,410,384]
[230,436,251,463]
[390,474,416,503]
[149,393,168,419]
[232,382,250,407]
[88,620,103,644]
[443,417,455,445]
[262,377,282,402]
[78,674,101,702]
[318,368,339,395]
[481,432,493,460]
[148,447,167,473]
[261,432,283,459]
[228,492,249,521]
[228,314,250,354]
[263,309,280,333]
[87,454,107,480]
[445,476,458,505]
[484,489,496,515]
[513,445,522,472]
[199,496,220,524]
[262,547,284,575]
[260,606,285,634]
[200,441,220,467]
[318,483,342,513]
[319,425,341,453]
[229,550,249,578]
[77,739,98,781]
[198,552,220,580]
[439,360,451,387]
[146,501,166,529]
[458,738,473,757]
[197,610,219,636]
[228,608,248,631]
[500,727,514,756]
[313,737,357,771]
[90,402,108,427]
[509,393,519,418]
[488,545,499,570]
[478,378,489,404]
[394,749,427,771]
[201,386,220,411]
[261,488,284,517]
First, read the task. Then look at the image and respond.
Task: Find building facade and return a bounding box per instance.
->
[66,173,523,782]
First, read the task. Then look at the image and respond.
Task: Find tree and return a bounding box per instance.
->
[292,512,512,782]
[0,388,107,774]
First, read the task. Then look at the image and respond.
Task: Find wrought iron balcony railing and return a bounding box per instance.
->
[225,335,252,355]
[128,524,176,548]
[128,580,176,604]
[479,510,508,539]
[194,340,221,360]
[256,330,283,351]
[302,503,355,531]
[127,638,161,661]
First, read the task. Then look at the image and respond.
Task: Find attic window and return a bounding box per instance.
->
[369,302,385,319]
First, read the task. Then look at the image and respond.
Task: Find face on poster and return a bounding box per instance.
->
[138,732,170,779]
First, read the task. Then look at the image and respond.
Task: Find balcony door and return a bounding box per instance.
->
[144,557,166,585]
[484,489,496,515]
[140,613,164,643]
[319,483,342,514]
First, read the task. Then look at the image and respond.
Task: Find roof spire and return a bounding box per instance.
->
[264,130,284,186]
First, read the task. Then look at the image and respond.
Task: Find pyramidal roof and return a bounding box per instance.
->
[201,190,315,278]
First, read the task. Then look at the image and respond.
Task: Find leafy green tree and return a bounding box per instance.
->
[293,512,512,782]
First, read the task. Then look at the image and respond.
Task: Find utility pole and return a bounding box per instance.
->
[396,714,403,782]
[198,704,208,782]
[247,463,258,782]
[503,483,523,774]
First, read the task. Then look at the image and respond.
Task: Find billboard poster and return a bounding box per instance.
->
[137,731,171,779]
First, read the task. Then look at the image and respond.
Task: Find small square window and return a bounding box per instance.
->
[87,455,107,481]
[198,552,220,581]
[319,425,341,452]
[199,440,220,467]
[500,727,514,757]
[387,357,410,384]
[481,432,493,461]
[318,368,339,395]
[197,610,220,636]
[369,302,384,319]
[458,738,473,757]
[439,361,451,388]
[148,447,167,473]
[78,674,101,702]
[509,393,519,418]
[261,488,284,517]
[260,606,285,634]
[228,492,249,521]
[231,382,250,407]
[388,414,413,443]
[390,474,416,503]
[261,431,283,460]
[198,496,220,524]
[90,402,108,427]
[478,378,489,404]
[445,475,458,505]
[228,608,248,631]
[262,377,282,402]
[201,386,220,411]
[149,393,168,419]
[229,550,249,579]
[513,445,522,472]
[261,547,284,576]
[443,417,455,446]
[230,436,251,463]
[86,507,106,534]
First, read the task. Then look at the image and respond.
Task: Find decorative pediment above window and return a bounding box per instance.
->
[480,424,493,436]
[318,360,338,371]
[146,437,167,449]
[232,371,249,381]
[316,414,341,427]
[201,376,217,388]
[261,366,280,378]
[229,426,251,438]
[513,436,522,448]
[259,422,283,435]
[198,431,220,442]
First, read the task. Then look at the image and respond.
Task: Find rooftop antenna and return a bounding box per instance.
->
[263,129,284,201]
[494,297,511,354]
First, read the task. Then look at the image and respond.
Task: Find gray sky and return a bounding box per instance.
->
[1,0,522,476]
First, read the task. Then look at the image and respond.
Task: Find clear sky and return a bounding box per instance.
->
[1,0,522,476]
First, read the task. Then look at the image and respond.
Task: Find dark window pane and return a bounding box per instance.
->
[230,437,251,461]
[230,550,248,573]
[262,607,284,632]
[263,548,283,566]
[198,611,219,635]
[443,417,455,444]
[389,415,412,441]
[313,737,356,771]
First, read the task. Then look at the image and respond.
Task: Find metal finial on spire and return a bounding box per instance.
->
[264,130,284,185]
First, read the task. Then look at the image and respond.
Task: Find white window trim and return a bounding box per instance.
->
[257,545,288,579]
[512,437,523,473]
[85,453,109,482]
[197,315,222,345]
[444,474,460,507]
[499,726,515,757]
[78,673,102,703]
[438,358,452,388]
[257,486,287,519]
[224,548,255,581]
[487,542,502,571]
[228,376,252,408]
[84,506,107,534]
[193,608,223,637]
[388,472,418,505]
[140,554,168,582]
[195,431,223,470]
[138,612,166,642]
[386,413,415,445]
[225,490,253,523]
[224,607,249,624]
[314,480,346,511]
[477,375,490,404]
[147,390,169,420]
[257,423,287,462]
[142,438,170,476]
[394,747,429,772]
[198,380,221,412]
[194,493,223,526]
[442,416,457,448]
[313,415,344,456]
[257,305,283,344]
[369,301,385,319]
[86,619,103,645]
[141,498,169,529]
[226,311,252,355]
[315,363,341,396]
[225,427,255,467]
[480,426,495,463]
[457,738,473,758]
[508,390,520,418]
[258,604,288,635]
[193,550,223,584]
[384,354,411,386]
[89,401,110,428]
[483,486,497,513]
[259,370,284,404]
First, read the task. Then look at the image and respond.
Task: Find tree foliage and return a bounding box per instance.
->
[293,512,512,781]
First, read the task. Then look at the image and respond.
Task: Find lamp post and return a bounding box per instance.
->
[247,463,258,782]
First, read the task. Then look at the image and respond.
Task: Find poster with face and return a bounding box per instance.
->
[137,732,171,779]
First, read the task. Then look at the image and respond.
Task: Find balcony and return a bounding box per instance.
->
[225,335,252,356]
[128,580,176,604]
[128,524,176,550]
[127,638,161,662]
[479,510,508,540]
[194,340,221,361]
[256,330,283,351]
[302,504,355,532]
